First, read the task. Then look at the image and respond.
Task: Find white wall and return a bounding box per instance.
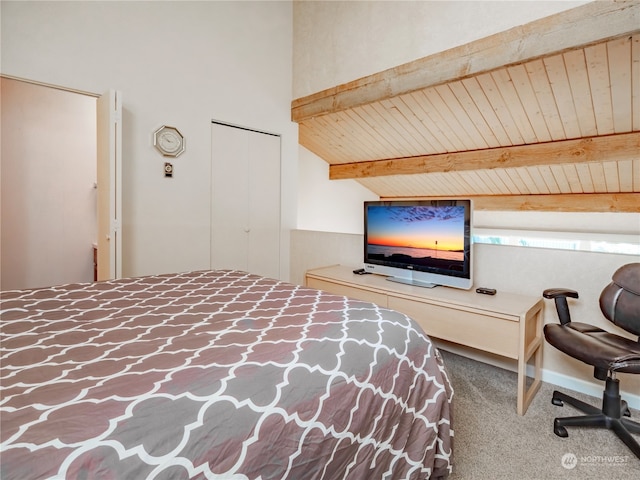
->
[293,0,589,98]
[1,1,297,280]
[297,146,378,234]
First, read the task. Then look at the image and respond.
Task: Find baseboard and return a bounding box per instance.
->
[541,368,640,411]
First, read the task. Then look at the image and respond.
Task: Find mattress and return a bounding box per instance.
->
[1,269,453,479]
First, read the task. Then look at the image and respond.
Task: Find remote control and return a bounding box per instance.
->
[476,287,497,295]
[352,268,370,275]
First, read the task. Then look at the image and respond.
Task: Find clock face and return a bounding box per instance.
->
[154,126,185,157]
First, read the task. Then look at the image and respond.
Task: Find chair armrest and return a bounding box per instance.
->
[543,288,579,299]
[610,353,640,373]
[543,288,579,325]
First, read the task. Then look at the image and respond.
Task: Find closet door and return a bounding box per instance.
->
[211,125,250,272]
[210,122,281,279]
[246,130,281,278]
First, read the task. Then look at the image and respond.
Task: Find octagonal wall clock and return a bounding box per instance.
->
[153,125,185,157]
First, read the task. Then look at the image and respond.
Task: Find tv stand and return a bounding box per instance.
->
[387,276,438,288]
[305,264,544,415]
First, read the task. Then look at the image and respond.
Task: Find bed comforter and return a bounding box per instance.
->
[1,270,453,479]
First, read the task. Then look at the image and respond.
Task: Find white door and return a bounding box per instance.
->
[96,90,123,281]
[210,122,281,279]
[246,130,281,277]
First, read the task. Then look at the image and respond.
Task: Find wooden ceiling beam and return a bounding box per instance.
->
[329,132,640,180]
[470,194,640,212]
[380,194,640,213]
[292,1,640,123]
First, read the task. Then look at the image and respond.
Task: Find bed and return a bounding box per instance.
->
[1,269,453,479]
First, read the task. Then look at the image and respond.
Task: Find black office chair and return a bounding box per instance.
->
[543,262,640,458]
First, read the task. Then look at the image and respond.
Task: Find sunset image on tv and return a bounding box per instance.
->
[366,205,466,270]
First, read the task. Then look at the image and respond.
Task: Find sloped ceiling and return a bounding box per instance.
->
[292,1,640,212]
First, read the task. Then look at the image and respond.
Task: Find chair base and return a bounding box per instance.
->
[551,377,640,459]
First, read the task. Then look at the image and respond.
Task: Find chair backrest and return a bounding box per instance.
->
[599,263,640,338]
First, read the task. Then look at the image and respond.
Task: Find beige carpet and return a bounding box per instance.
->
[440,350,640,479]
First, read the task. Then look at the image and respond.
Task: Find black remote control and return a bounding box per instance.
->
[476,287,497,295]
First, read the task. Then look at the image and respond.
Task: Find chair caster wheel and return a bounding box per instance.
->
[552,397,564,407]
[554,421,568,438]
[622,400,631,417]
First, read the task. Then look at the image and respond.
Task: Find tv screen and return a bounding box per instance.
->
[363,199,473,289]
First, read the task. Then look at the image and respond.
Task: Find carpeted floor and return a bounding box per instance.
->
[440,350,640,479]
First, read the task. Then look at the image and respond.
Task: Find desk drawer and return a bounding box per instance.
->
[306,277,388,307]
[388,296,519,358]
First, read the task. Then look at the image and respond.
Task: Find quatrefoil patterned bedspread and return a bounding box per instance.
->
[1,270,453,479]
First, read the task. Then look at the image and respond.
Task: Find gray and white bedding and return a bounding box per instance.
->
[1,269,453,479]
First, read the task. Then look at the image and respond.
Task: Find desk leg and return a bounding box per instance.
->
[517,305,544,415]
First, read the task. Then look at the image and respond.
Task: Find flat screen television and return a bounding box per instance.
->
[363,199,473,289]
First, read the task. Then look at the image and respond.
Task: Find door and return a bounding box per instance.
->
[246,130,281,277]
[96,90,123,280]
[210,122,281,279]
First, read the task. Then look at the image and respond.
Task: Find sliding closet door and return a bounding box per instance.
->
[211,125,250,272]
[210,122,281,279]
[246,130,281,277]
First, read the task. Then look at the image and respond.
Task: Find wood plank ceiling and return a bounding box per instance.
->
[292,1,640,212]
